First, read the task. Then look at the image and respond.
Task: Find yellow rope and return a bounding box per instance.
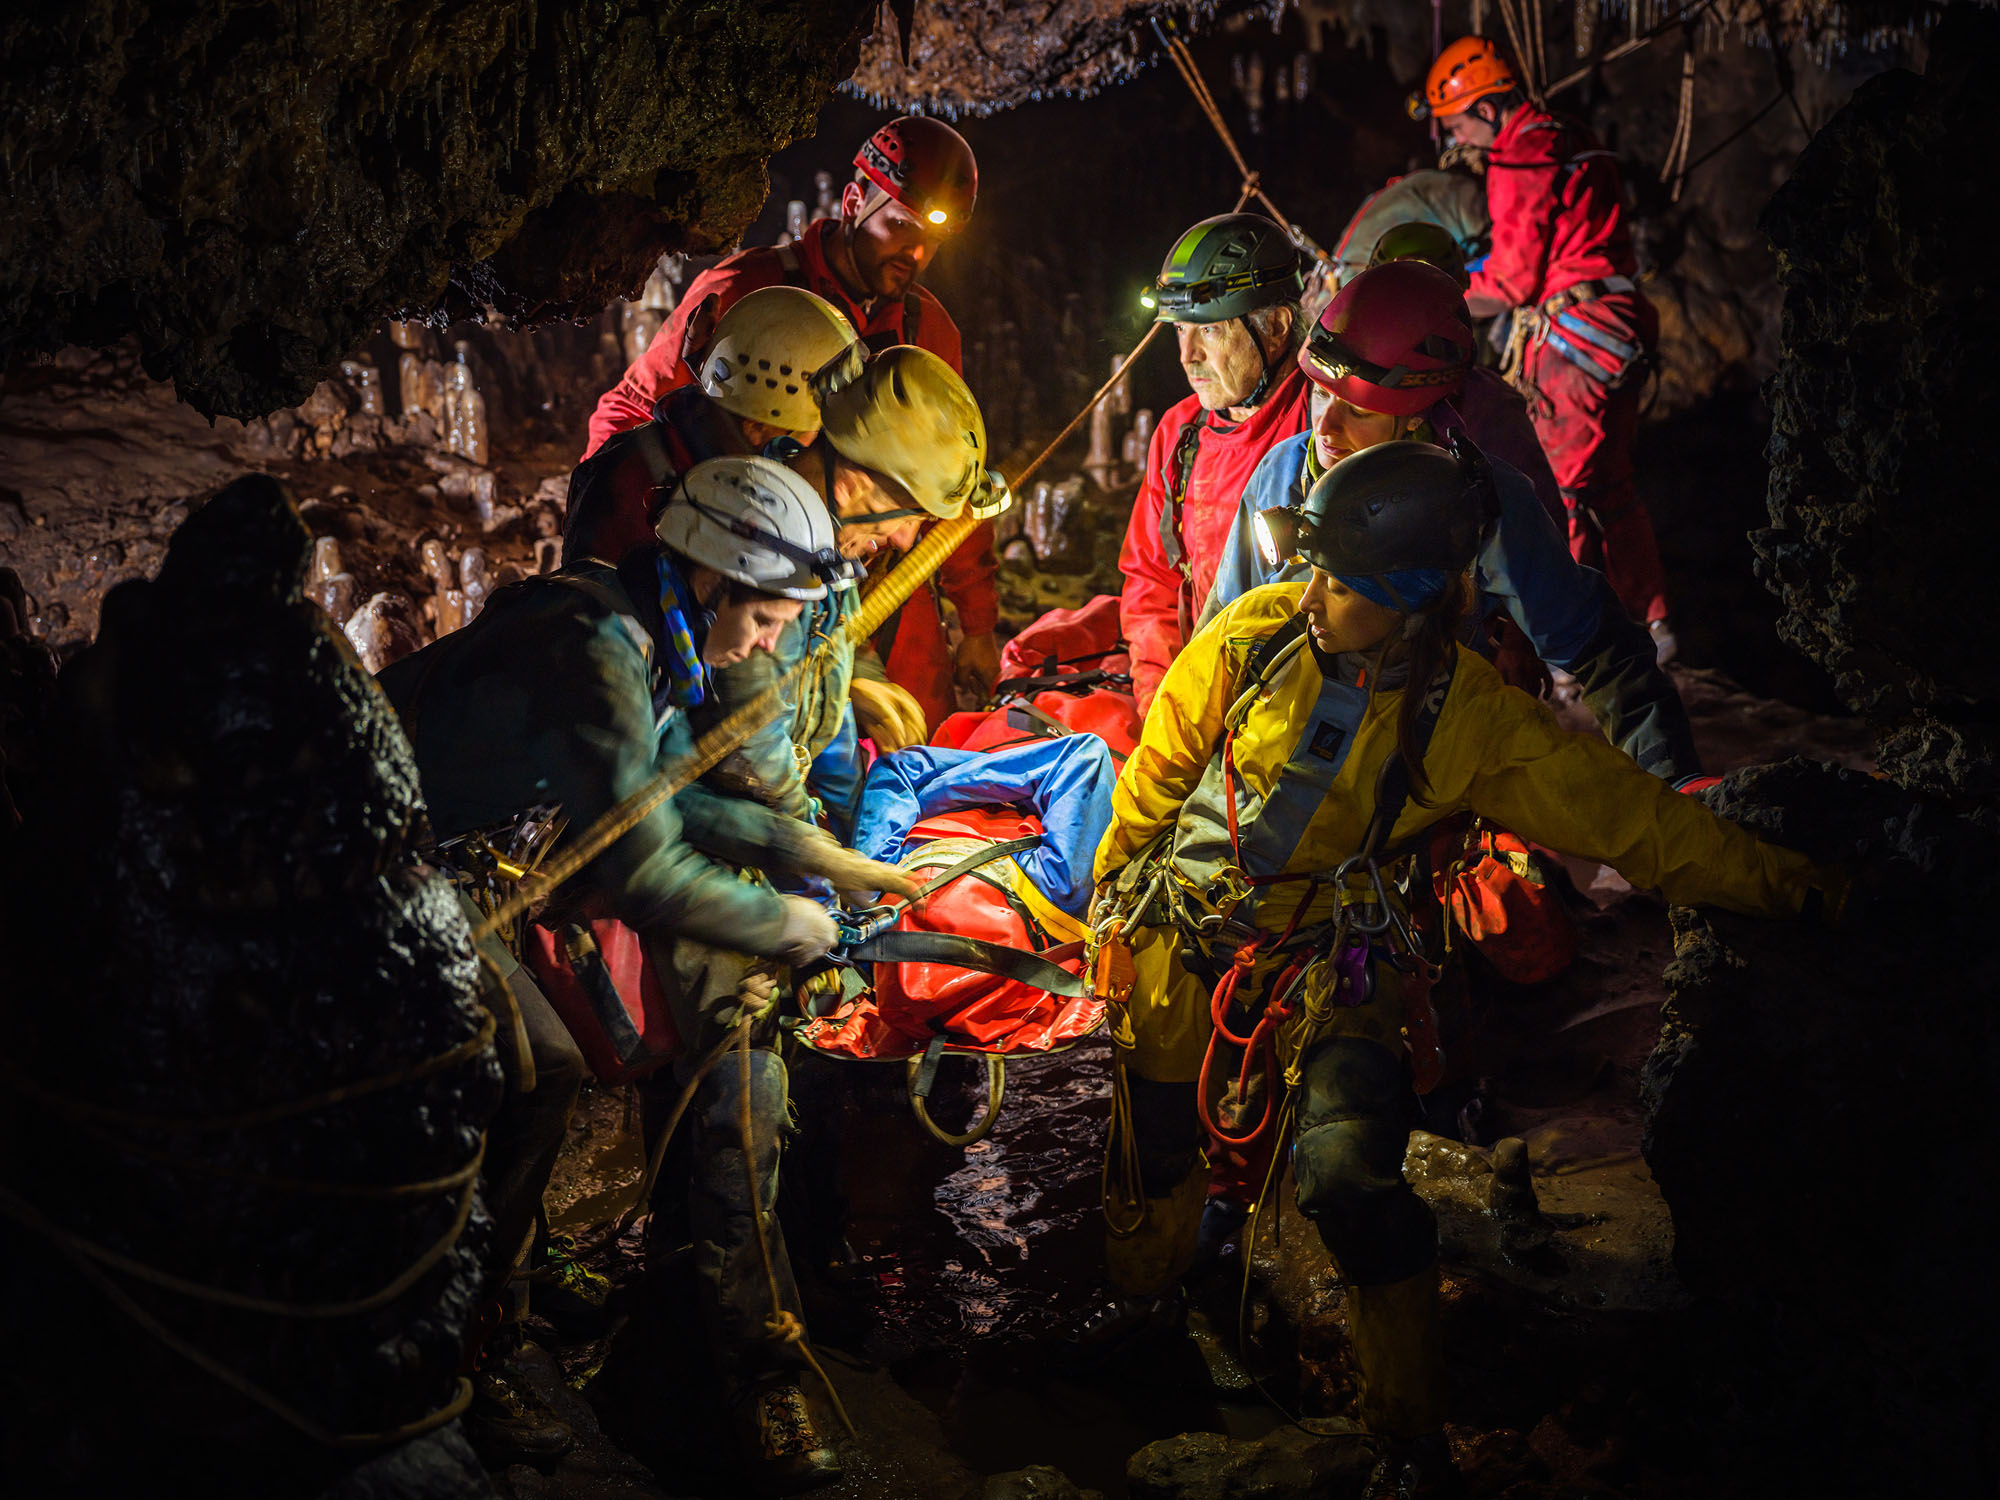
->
[0,1006,497,1133]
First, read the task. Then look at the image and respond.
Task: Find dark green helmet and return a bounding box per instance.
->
[1295,438,1493,578]
[1144,213,1306,324]
[1368,221,1471,289]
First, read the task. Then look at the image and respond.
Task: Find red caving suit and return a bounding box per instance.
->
[1474,104,1668,625]
[583,217,996,734]
[1118,363,1313,713]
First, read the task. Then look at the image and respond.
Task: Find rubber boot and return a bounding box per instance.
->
[1104,1167,1208,1298]
[1347,1267,1458,1498]
[735,1380,843,1495]
[466,1325,575,1466]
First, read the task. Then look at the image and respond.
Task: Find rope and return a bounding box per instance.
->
[736,1033,856,1438]
[0,1144,482,1319]
[1155,28,1332,270]
[0,1007,498,1133]
[614,1017,755,1236]
[1659,46,1697,201]
[1543,0,1723,99]
[0,1174,474,1449]
[1495,0,1546,106]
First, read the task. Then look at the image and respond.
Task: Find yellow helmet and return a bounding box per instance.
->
[816,346,986,519]
[699,286,857,432]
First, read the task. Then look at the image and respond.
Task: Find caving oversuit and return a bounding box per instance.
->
[1205,409,1698,781]
[381,551,830,1428]
[1092,582,1838,1442]
[1117,365,1314,713]
[1476,103,1666,624]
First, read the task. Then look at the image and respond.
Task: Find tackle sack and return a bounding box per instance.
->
[931,689,1142,763]
[1430,820,1577,986]
[996,594,1129,682]
[526,919,680,1083]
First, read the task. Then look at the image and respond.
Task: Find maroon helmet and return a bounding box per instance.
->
[854,117,978,233]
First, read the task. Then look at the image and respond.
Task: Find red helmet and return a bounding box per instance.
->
[1298,261,1475,417]
[854,117,978,233]
[1413,36,1519,120]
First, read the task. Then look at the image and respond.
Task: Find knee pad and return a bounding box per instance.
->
[1292,1117,1436,1284]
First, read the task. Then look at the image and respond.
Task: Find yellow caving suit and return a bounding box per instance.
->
[1091,583,1836,1439]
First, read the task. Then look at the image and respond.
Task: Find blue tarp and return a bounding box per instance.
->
[852,736,1118,916]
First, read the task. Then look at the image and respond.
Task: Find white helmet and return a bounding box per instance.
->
[654,457,845,601]
[699,286,858,432]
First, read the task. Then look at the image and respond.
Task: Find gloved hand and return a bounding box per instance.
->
[953,630,1002,702]
[850,676,928,751]
[715,967,783,1030]
[795,827,922,903]
[771,896,841,965]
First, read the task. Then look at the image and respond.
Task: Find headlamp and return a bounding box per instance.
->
[969,468,1013,521]
[1139,291,1157,310]
[1253,507,1302,570]
[926,208,949,226]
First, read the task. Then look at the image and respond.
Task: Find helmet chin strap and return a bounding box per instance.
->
[1236,314,1279,409]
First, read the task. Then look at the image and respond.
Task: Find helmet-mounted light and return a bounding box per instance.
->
[1152,260,1301,319]
[1253,507,1302,570]
[1303,326,1468,393]
[1138,290,1158,310]
[926,208,949,226]
[969,469,1013,521]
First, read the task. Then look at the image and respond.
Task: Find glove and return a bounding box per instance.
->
[850,677,928,751]
[794,827,922,903]
[953,631,1002,702]
[715,967,783,1030]
[771,896,840,965]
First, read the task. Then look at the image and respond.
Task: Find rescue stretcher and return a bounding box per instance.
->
[793,599,1141,1145]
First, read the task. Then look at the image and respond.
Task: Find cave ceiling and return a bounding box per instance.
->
[0,0,1956,421]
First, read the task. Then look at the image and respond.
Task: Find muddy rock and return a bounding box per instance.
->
[1,1,881,418]
[1642,758,1997,1492]
[1758,4,2000,805]
[0,474,502,1497]
[1126,1425,1374,1500]
[983,1465,1107,1500]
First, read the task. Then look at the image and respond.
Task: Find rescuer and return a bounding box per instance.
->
[381,457,912,1481]
[1120,212,1314,713]
[1091,441,1847,1497]
[1330,172,1488,287]
[1205,259,1700,781]
[583,116,1000,729]
[722,345,995,840]
[1414,37,1675,656]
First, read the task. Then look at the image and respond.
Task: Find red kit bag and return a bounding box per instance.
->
[525,919,681,1083]
[1430,821,1578,985]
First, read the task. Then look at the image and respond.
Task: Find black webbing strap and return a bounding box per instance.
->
[1355,652,1459,862]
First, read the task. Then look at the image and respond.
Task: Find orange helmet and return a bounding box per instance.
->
[1411,36,1518,120]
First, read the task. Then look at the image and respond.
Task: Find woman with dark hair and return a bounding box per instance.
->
[1089,440,1846,1498]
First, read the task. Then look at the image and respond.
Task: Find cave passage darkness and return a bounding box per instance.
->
[1,4,1995,1500]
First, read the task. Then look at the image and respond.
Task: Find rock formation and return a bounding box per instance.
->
[1758,1,2000,806]
[0,0,879,419]
[0,476,503,1496]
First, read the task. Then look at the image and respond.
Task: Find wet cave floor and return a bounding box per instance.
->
[0,340,1878,1500]
[517,679,1873,1500]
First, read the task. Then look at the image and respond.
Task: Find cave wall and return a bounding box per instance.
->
[0,0,878,420]
[1757,1,2000,805]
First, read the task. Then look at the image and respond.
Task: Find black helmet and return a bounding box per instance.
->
[1295,437,1494,580]
[1144,213,1306,324]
